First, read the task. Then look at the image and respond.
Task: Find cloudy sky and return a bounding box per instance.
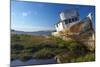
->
[11,1,95,32]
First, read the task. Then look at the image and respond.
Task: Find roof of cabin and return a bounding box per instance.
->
[55,9,79,25]
[60,9,79,17]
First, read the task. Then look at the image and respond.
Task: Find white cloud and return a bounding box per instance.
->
[22,12,28,17]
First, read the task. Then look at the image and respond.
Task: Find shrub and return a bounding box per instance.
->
[75,53,95,62]
[68,42,87,56]
[11,44,24,50]
[33,48,54,59]
[11,34,21,42]
[11,54,18,61]
[18,53,32,61]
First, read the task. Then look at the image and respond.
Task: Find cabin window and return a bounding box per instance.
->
[72,18,75,22]
[65,20,69,24]
[69,19,71,23]
[75,17,78,21]
[56,24,58,27]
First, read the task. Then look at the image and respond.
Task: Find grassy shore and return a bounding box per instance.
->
[11,34,95,63]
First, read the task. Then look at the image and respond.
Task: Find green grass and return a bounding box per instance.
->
[11,34,95,63]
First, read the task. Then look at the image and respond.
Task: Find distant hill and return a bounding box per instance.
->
[11,29,56,36]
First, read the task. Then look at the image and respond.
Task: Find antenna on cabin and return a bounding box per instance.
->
[87,13,93,21]
[87,12,95,31]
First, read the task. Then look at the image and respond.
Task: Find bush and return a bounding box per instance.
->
[33,48,54,59]
[68,42,88,56]
[11,54,18,61]
[11,34,21,42]
[18,53,32,61]
[11,44,24,50]
[75,53,95,62]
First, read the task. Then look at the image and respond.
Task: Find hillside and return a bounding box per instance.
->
[11,29,56,36]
